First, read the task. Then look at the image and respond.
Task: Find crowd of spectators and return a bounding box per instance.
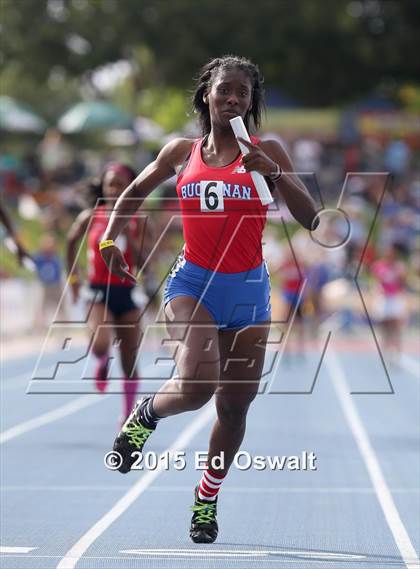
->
[1,128,418,347]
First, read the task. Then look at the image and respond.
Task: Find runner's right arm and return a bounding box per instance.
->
[66,209,92,303]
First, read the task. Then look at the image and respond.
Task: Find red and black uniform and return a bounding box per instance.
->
[88,205,138,316]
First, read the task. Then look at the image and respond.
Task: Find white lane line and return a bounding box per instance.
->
[1,368,81,394]
[327,351,420,569]
[25,381,165,394]
[399,355,419,378]
[121,548,366,560]
[0,555,379,564]
[0,547,38,553]
[56,403,216,569]
[0,365,54,387]
[123,550,266,557]
[0,395,106,444]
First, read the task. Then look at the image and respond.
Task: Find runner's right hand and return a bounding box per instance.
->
[100,245,137,284]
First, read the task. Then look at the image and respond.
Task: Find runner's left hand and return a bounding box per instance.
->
[237,137,278,177]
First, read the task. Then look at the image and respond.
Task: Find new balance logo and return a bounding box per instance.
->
[232,165,247,174]
[170,255,186,278]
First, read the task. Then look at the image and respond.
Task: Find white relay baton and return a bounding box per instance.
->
[229,116,273,206]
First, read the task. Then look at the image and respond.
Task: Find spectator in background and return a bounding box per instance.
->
[275,248,307,358]
[344,143,361,173]
[33,233,66,329]
[371,242,408,363]
[408,178,420,212]
[381,209,417,255]
[0,154,27,201]
[384,139,411,181]
[306,255,331,335]
[293,137,323,197]
[361,137,383,172]
[293,138,323,174]
[38,129,73,185]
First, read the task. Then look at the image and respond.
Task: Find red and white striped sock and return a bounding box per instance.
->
[198,467,225,501]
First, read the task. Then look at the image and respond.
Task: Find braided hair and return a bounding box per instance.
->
[192,55,266,136]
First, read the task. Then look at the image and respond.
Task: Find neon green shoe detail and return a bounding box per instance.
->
[122,417,153,450]
[190,486,218,543]
[191,500,217,524]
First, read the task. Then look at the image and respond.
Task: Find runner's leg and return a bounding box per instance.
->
[113,307,142,419]
[206,322,270,477]
[88,302,112,392]
[190,322,270,543]
[152,296,220,417]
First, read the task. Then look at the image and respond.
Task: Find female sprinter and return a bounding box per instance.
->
[99,56,318,543]
[67,163,143,422]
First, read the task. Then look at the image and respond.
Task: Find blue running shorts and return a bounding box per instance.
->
[164,255,271,330]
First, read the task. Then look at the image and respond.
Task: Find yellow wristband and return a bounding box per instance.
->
[99,239,115,251]
[68,274,79,284]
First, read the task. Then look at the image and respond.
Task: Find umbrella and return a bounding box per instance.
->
[58,101,133,133]
[0,96,47,133]
[134,116,164,142]
[105,129,138,146]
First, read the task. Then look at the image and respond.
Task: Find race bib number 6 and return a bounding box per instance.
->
[200,181,224,212]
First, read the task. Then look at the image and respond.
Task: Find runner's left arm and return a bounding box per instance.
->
[238,138,319,230]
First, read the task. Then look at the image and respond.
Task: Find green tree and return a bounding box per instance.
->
[1,0,419,112]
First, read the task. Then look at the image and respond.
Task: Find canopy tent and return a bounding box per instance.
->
[57,101,133,133]
[134,116,164,143]
[0,96,47,133]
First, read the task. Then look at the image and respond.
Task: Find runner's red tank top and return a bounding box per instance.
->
[176,135,269,273]
[87,205,136,286]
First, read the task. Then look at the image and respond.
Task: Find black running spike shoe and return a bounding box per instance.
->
[189,485,218,543]
[112,396,155,474]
